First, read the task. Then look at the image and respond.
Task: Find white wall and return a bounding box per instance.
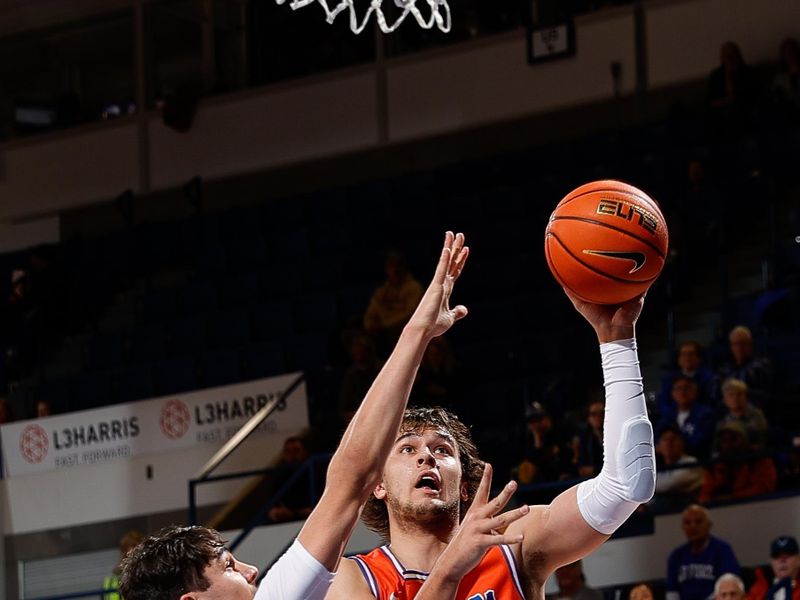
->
[148,71,381,190]
[0,123,140,221]
[387,12,635,142]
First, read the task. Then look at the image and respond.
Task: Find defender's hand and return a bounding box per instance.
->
[433,464,528,583]
[406,231,469,339]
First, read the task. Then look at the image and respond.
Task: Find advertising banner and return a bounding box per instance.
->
[0,372,307,477]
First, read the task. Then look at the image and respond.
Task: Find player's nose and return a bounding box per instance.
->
[416,449,436,466]
[238,559,259,583]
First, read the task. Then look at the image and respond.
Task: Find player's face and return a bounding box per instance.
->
[376,428,466,523]
[772,553,800,579]
[188,550,258,600]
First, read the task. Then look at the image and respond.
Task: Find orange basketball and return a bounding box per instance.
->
[544,180,669,305]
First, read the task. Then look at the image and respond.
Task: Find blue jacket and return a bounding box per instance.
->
[667,536,741,600]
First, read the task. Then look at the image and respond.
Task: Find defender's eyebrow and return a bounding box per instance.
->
[394,430,455,445]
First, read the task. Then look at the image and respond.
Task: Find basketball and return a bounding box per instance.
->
[544,180,669,305]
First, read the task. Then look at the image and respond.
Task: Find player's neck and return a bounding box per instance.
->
[387,518,457,572]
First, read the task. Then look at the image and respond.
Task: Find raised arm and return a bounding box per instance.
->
[299,232,469,569]
[505,292,656,587]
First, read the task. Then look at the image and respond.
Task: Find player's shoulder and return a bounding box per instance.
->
[327,556,374,600]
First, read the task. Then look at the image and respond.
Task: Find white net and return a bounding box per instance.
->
[274,0,451,34]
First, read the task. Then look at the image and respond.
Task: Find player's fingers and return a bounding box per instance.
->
[471,463,492,508]
[448,233,464,275]
[451,246,470,281]
[484,479,518,517]
[432,232,454,285]
[487,504,530,531]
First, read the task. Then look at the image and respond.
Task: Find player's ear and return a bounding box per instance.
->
[373,482,387,500]
[460,481,469,502]
[179,593,197,600]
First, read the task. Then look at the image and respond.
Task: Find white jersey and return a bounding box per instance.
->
[254,538,335,600]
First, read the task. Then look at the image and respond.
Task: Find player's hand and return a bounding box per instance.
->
[563,290,645,343]
[433,464,528,582]
[405,231,469,339]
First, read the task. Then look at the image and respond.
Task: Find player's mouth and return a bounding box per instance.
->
[414,472,441,494]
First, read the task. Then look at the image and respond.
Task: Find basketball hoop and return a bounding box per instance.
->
[274,0,451,34]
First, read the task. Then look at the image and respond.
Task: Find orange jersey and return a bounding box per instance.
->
[348,544,527,600]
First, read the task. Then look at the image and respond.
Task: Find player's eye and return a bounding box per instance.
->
[434,446,452,455]
[400,445,414,454]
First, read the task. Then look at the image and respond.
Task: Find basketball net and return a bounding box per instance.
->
[275,0,451,34]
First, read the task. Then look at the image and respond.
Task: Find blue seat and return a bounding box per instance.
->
[178,280,219,314]
[226,238,269,271]
[72,371,113,410]
[168,315,209,355]
[293,292,339,334]
[201,349,242,388]
[208,309,251,349]
[219,206,263,241]
[87,332,126,371]
[155,356,199,396]
[219,272,260,308]
[261,263,302,298]
[194,245,228,274]
[270,228,310,258]
[127,324,168,364]
[302,256,343,292]
[337,283,373,322]
[251,300,294,341]
[113,364,155,403]
[285,333,330,371]
[141,288,178,324]
[241,342,286,380]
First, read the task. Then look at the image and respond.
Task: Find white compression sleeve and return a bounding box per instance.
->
[576,338,656,535]
[254,538,336,600]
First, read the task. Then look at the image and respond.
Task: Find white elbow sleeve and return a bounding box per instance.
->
[577,339,656,535]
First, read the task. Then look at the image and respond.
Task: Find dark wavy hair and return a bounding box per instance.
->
[361,406,484,541]
[119,525,225,600]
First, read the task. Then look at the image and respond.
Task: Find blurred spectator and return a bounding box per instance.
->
[699,421,777,503]
[780,438,800,489]
[717,379,768,450]
[103,529,145,600]
[658,375,715,459]
[658,341,716,417]
[547,560,603,600]
[363,251,423,354]
[515,401,572,485]
[747,535,800,600]
[716,326,774,409]
[771,38,800,121]
[652,425,704,512]
[574,400,604,478]
[714,573,746,600]
[676,162,724,275]
[268,436,315,523]
[411,336,461,409]
[666,505,740,600]
[338,333,383,424]
[706,41,758,136]
[630,584,656,600]
[0,396,12,424]
[36,399,53,418]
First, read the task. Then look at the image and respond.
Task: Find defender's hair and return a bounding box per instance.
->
[120,525,226,600]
